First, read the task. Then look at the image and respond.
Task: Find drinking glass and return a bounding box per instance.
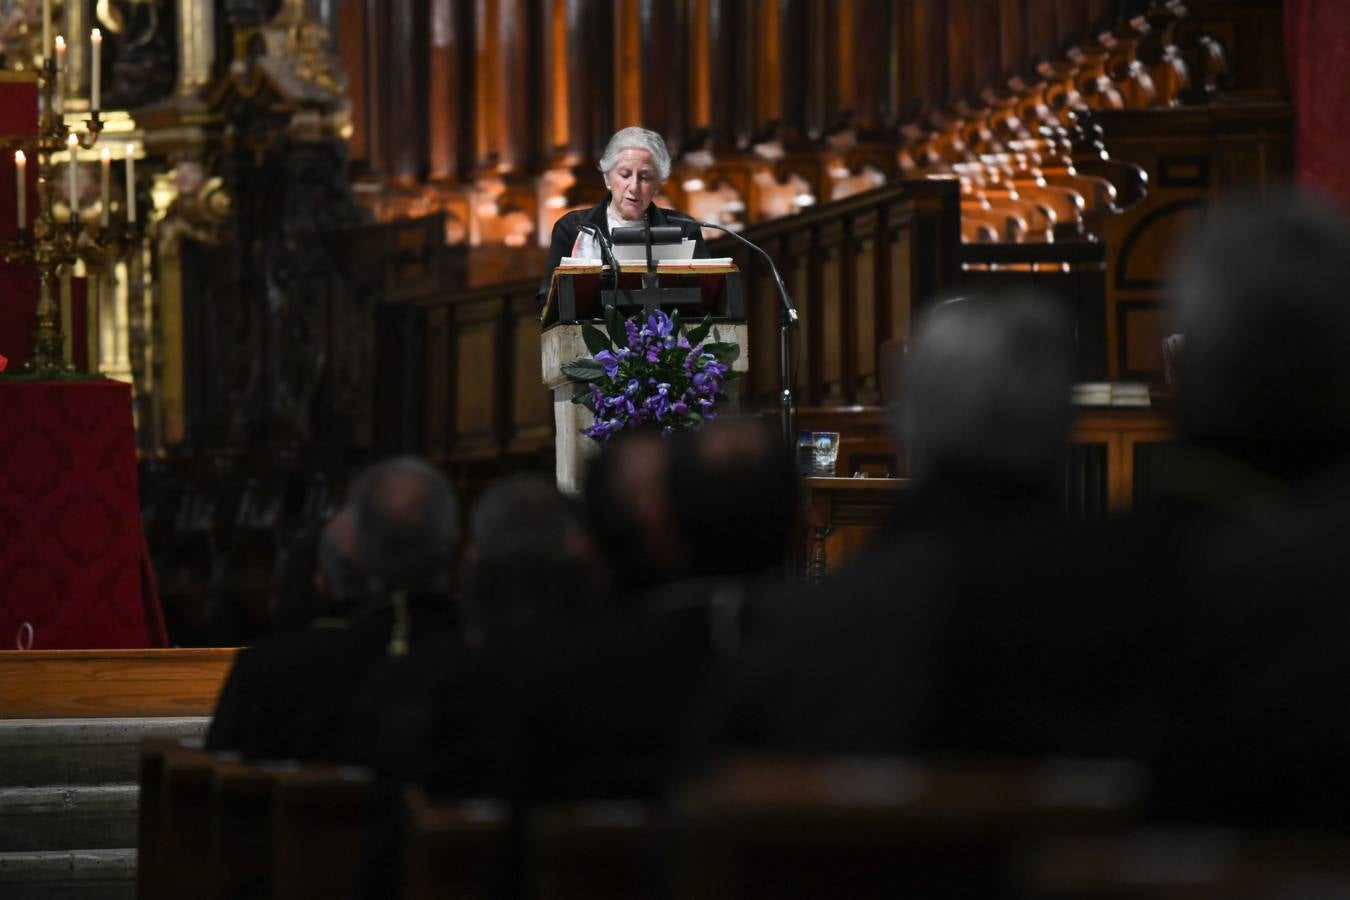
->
[812,431,841,476]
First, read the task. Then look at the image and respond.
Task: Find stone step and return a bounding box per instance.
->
[0,849,135,900]
[0,785,138,852]
[0,718,209,786]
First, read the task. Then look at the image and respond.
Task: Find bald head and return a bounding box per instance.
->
[897,291,1075,485]
[350,456,460,592]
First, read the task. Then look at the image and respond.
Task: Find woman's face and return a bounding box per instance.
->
[604,147,660,221]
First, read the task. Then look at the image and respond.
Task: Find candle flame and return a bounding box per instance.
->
[67,133,78,149]
[54,35,65,51]
[15,150,25,163]
[90,28,102,44]
[100,148,111,162]
[125,144,135,156]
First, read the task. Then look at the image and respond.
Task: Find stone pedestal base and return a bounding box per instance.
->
[541,322,750,494]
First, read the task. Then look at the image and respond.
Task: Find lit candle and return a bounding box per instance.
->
[53,36,65,114]
[125,145,135,223]
[89,29,102,112]
[67,133,78,223]
[15,151,26,230]
[100,148,110,226]
[42,0,51,59]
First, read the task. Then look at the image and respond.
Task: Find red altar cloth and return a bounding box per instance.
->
[0,380,167,649]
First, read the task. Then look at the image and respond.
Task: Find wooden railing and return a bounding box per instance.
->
[378,177,963,465]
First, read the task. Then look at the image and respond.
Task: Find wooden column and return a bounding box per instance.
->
[339,0,370,165]
[562,0,614,163]
[999,0,1028,80]
[387,0,429,186]
[753,0,782,141]
[779,0,810,143]
[685,0,712,139]
[637,0,689,150]
[851,0,900,136]
[428,0,473,182]
[945,0,974,104]
[361,0,389,178]
[1026,0,1060,63]
[707,0,755,151]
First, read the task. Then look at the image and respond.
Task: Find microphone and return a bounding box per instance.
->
[578,224,620,294]
[682,216,799,324]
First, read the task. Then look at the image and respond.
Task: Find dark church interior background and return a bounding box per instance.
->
[2,0,1341,649]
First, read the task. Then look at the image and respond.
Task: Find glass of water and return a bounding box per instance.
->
[811,431,841,477]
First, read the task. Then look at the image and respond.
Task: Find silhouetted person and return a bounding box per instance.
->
[206,457,460,760]
[717,291,1105,756]
[1118,190,1350,827]
[583,429,680,599]
[270,506,366,633]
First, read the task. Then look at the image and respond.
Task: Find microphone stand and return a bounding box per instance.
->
[694,220,800,446]
[581,224,621,299]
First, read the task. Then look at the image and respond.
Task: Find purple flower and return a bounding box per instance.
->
[594,349,620,378]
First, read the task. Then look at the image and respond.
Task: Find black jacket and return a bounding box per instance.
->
[537,200,710,306]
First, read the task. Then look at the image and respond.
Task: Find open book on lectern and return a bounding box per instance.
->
[558,256,735,269]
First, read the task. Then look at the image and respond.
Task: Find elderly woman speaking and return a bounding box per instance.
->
[537,126,709,305]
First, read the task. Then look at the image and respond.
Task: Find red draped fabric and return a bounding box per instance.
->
[1286,0,1350,212]
[0,380,167,649]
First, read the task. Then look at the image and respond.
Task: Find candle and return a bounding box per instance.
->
[100,148,110,226]
[42,0,51,59]
[125,145,135,223]
[67,134,78,223]
[53,36,65,114]
[15,151,26,230]
[90,29,102,112]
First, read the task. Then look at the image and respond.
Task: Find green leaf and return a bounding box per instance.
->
[562,359,606,382]
[704,341,741,363]
[686,314,714,346]
[669,310,684,338]
[605,304,628,348]
[581,321,612,356]
[653,366,684,382]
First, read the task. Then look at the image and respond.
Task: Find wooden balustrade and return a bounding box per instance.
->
[380,177,962,464]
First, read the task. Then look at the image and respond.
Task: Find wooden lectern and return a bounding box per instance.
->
[541,262,751,493]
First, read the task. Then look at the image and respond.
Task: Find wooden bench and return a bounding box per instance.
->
[673,756,1146,900]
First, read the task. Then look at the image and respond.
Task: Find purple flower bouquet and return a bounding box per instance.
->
[561,307,740,444]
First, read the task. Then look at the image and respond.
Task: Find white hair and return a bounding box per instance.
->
[598,126,672,182]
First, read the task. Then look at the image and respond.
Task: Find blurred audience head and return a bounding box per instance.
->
[667,418,800,579]
[1170,189,1350,477]
[896,290,1075,486]
[463,473,596,635]
[350,456,460,595]
[315,505,365,612]
[584,429,677,597]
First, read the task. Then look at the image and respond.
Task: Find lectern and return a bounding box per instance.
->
[541,262,751,493]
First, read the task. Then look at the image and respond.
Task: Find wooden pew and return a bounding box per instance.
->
[273,765,375,900]
[528,802,661,900]
[155,744,218,900]
[1017,830,1350,899]
[138,736,203,900]
[210,758,278,900]
[403,788,507,900]
[674,756,1146,900]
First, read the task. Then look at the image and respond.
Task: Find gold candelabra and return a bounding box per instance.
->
[1,53,137,376]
